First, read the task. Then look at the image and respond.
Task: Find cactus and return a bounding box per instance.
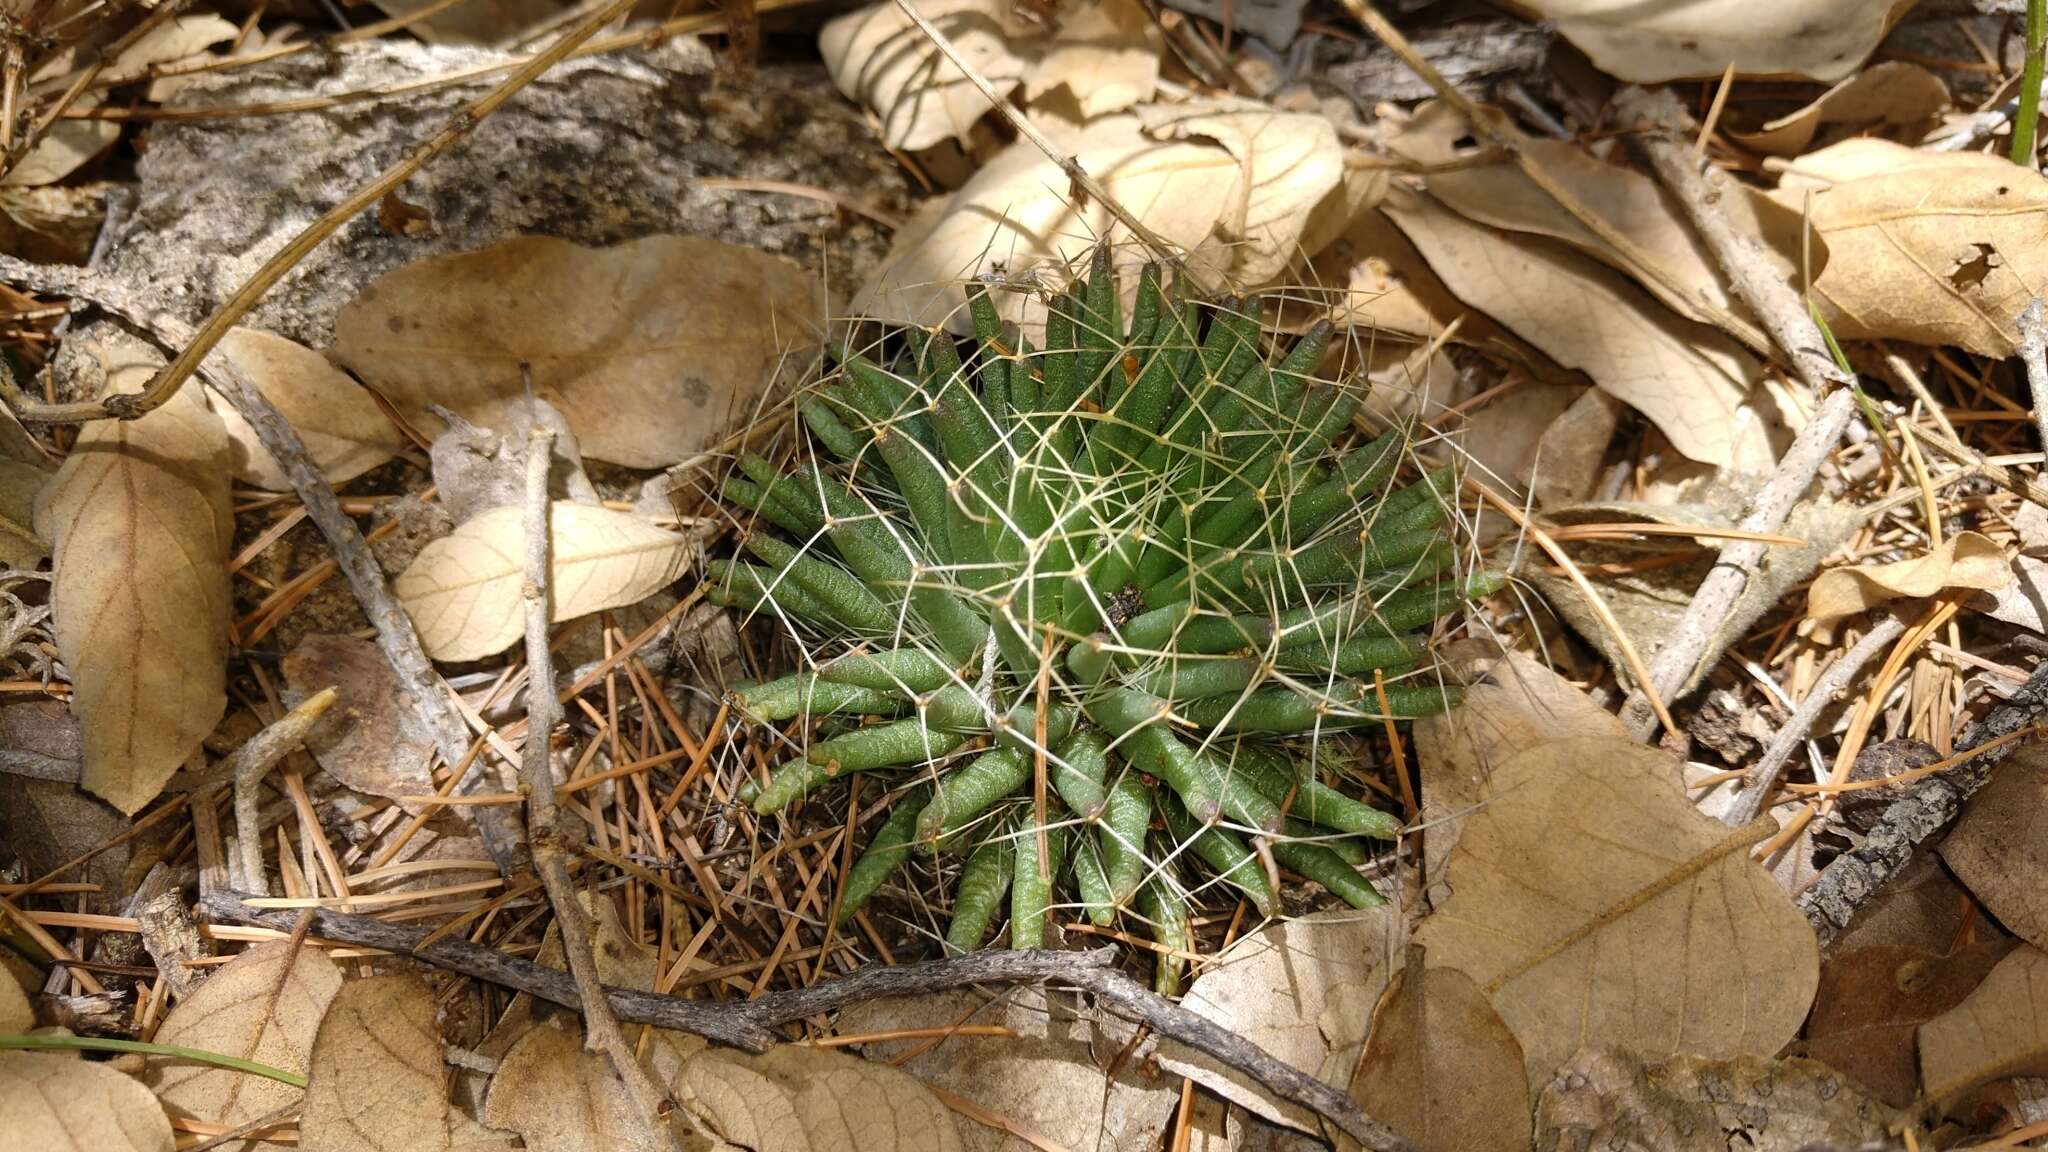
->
[711,249,1499,969]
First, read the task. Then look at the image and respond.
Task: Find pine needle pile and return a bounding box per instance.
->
[710,249,1497,990]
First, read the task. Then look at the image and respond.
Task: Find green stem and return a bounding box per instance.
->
[0,1033,308,1087]
[2015,0,2046,167]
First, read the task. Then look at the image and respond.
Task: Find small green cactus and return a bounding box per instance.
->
[710,249,1497,990]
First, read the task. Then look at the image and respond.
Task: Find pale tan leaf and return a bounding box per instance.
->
[0,1050,175,1152]
[1532,389,1625,508]
[1137,910,1404,1133]
[1772,136,2010,192]
[675,1045,964,1152]
[820,0,1043,152]
[33,344,232,815]
[484,1019,677,1152]
[834,988,1175,1152]
[1973,553,2048,634]
[1347,964,1530,1152]
[0,967,29,1031]
[145,940,342,1150]
[1381,187,1767,470]
[1135,101,1343,284]
[1024,0,1161,119]
[1940,747,2048,951]
[1534,1049,1908,1152]
[0,459,48,568]
[282,633,436,806]
[1731,62,1948,156]
[394,501,692,662]
[1807,531,2010,621]
[1921,944,2048,1111]
[1806,941,2013,1107]
[302,974,513,1152]
[209,328,403,490]
[332,235,826,468]
[1414,736,1819,1086]
[855,113,1240,333]
[1514,0,1913,83]
[1781,156,2048,356]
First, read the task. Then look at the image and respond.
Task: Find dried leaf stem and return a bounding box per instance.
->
[0,0,645,426]
[200,891,1415,1152]
[518,424,678,1151]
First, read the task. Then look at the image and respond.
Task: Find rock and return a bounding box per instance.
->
[104,37,905,349]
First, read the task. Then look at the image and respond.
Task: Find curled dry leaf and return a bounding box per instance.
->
[1920,944,2048,1111]
[282,633,436,807]
[820,0,1044,153]
[483,1017,684,1152]
[1024,0,1161,120]
[835,988,1175,1152]
[1805,941,2014,1107]
[1806,530,2010,622]
[1512,0,1910,83]
[856,100,1347,332]
[145,940,343,1151]
[1414,736,1819,1087]
[1534,1048,1906,1152]
[1940,746,2048,950]
[332,235,826,468]
[675,1045,964,1151]
[302,974,514,1152]
[33,346,232,815]
[1347,964,1530,1152]
[0,459,47,568]
[1776,153,2048,357]
[395,501,693,662]
[0,1050,176,1152]
[210,328,404,491]
[1381,186,1768,471]
[1731,61,1948,157]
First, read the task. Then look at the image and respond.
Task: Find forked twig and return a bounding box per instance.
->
[229,688,340,896]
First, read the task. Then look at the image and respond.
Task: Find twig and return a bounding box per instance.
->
[0,0,646,426]
[0,256,529,873]
[230,688,340,897]
[200,891,1414,1151]
[1723,613,1906,827]
[181,1103,301,1152]
[2018,299,2048,459]
[517,426,678,1151]
[1611,88,1863,738]
[1800,656,2048,944]
[888,0,1179,263]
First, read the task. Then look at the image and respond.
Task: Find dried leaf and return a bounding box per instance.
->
[1414,736,1819,1086]
[0,1050,176,1152]
[1783,156,2048,357]
[1136,101,1344,285]
[0,182,108,266]
[1731,62,1948,156]
[0,968,29,1031]
[1807,531,2010,621]
[0,459,48,568]
[145,940,342,1150]
[1921,944,2048,1110]
[674,1045,964,1151]
[282,633,435,806]
[1531,389,1625,508]
[1941,746,2048,951]
[33,344,232,814]
[834,988,1175,1152]
[1513,0,1911,83]
[1806,942,2014,1107]
[332,235,826,468]
[1974,553,2048,633]
[1347,964,1529,1152]
[1024,0,1161,119]
[1382,186,1768,470]
[1137,910,1405,1133]
[210,328,404,491]
[820,0,1044,152]
[0,773,125,892]
[483,1017,675,1152]
[394,501,692,662]
[302,974,513,1152]
[1534,1048,1906,1152]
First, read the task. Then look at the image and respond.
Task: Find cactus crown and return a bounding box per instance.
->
[710,248,1497,989]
